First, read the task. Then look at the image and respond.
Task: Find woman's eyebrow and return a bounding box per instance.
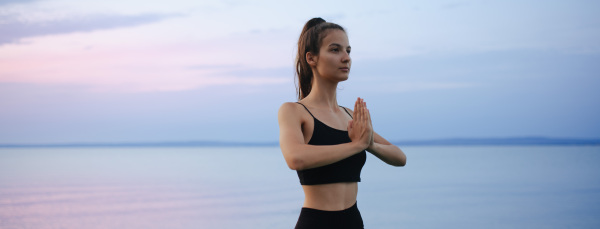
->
[328,43,350,48]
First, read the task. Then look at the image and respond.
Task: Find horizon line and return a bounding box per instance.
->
[1,137,599,148]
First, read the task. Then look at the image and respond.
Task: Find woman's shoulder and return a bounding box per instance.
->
[279,101,300,111]
[278,102,306,124]
[278,102,302,116]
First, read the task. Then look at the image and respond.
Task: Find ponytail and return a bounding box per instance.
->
[295,17,345,100]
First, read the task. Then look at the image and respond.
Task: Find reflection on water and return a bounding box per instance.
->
[1,146,599,228]
[0,147,301,228]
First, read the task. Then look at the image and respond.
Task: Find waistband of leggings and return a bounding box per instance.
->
[301,202,358,214]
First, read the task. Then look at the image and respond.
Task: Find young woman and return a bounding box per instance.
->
[278,18,407,228]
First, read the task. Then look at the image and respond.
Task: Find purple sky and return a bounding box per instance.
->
[1,0,599,144]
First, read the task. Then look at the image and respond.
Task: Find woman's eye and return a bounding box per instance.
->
[331,48,339,52]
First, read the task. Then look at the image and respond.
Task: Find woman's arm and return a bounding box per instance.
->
[278,99,371,171]
[367,132,407,166]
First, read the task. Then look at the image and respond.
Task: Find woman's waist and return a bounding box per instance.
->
[301,182,358,211]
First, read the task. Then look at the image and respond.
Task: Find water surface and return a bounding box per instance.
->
[1,146,598,228]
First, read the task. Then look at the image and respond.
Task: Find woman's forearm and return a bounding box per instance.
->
[367,142,406,166]
[282,141,367,171]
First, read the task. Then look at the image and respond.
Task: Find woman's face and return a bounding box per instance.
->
[313,29,351,82]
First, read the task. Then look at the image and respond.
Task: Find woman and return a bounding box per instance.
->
[278,17,407,228]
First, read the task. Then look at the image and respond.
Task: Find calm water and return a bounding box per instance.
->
[0,146,599,228]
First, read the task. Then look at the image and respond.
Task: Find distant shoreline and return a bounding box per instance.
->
[1,137,599,148]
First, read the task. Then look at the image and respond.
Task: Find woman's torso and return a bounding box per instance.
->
[297,103,364,211]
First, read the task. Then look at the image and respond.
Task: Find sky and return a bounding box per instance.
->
[0,0,599,144]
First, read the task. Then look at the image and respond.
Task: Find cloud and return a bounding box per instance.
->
[0,22,296,93]
[0,13,178,45]
[187,64,244,71]
[343,78,479,93]
[370,81,478,93]
[0,0,37,6]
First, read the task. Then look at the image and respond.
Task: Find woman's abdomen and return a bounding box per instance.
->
[301,182,358,211]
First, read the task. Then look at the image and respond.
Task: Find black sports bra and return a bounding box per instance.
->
[296,102,367,185]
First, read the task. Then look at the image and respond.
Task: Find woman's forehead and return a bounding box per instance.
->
[322,29,349,47]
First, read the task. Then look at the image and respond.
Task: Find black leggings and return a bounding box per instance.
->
[295,202,364,229]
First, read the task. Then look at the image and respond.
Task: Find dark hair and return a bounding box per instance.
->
[295,17,345,100]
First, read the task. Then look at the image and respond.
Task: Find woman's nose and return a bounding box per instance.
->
[341,51,350,63]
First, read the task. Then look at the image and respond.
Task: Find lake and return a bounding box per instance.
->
[1,146,599,228]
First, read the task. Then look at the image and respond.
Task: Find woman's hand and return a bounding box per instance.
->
[347,99,407,167]
[347,97,373,151]
[365,102,375,152]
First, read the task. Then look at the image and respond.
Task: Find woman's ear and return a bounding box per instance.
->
[306,52,318,67]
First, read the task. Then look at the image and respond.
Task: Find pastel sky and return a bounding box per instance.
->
[1,0,599,144]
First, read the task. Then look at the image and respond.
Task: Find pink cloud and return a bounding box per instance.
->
[0,26,293,92]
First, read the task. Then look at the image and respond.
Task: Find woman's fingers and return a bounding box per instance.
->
[366,103,371,126]
[354,98,369,129]
[361,99,366,124]
[354,97,359,118]
[366,106,373,139]
[356,98,362,122]
[356,98,365,127]
[347,97,374,149]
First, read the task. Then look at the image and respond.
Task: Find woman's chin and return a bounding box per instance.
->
[338,74,350,82]
[322,73,350,82]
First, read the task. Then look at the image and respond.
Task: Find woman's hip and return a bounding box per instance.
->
[295,202,364,229]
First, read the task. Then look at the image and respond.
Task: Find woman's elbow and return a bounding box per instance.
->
[393,155,407,167]
[395,159,406,167]
[282,146,304,170]
[286,157,306,171]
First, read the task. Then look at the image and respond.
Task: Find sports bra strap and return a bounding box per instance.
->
[296,102,315,118]
[340,106,353,118]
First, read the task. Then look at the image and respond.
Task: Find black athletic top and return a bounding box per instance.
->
[296,102,367,185]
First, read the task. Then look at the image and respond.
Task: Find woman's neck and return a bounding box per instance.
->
[303,75,339,111]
